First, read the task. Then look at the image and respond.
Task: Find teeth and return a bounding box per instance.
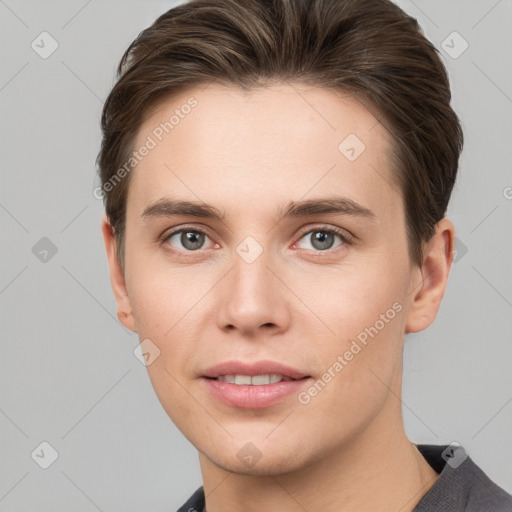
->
[216,374,291,385]
[251,374,270,385]
[235,375,252,385]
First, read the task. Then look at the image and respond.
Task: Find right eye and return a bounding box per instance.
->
[163,227,215,252]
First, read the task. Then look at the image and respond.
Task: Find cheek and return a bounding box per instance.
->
[125,262,216,390]
[145,357,200,441]
[304,259,407,393]
[126,257,204,336]
[307,260,406,340]
[126,267,204,421]
[295,271,406,442]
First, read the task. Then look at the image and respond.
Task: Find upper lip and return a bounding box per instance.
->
[202,360,310,380]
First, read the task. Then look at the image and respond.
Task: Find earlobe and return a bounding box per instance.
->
[405,218,455,334]
[101,215,137,332]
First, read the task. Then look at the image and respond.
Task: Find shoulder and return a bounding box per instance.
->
[414,444,512,512]
[463,456,512,511]
[176,486,205,512]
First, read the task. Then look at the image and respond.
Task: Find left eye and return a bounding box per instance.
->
[295,229,346,251]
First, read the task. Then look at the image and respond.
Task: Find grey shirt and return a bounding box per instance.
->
[176,444,512,511]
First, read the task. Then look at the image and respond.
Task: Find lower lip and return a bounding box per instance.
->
[202,377,311,409]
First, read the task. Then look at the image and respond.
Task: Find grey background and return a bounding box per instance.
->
[0,0,511,510]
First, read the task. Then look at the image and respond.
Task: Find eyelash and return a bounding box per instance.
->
[160,224,353,256]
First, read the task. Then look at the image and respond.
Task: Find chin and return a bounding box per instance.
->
[199,434,314,476]
[209,450,309,477]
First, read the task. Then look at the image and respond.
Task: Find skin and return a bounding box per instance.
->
[102,83,455,512]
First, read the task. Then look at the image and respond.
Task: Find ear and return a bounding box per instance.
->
[101,215,137,332]
[405,218,455,333]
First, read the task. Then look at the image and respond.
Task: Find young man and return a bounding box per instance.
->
[97,0,512,510]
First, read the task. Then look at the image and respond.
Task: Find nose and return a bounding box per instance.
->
[215,246,291,337]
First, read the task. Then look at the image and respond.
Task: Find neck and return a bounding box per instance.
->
[199,380,439,512]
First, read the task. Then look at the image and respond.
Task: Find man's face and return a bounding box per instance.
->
[118,83,422,474]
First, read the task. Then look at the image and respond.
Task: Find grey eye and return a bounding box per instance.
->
[309,231,336,250]
[296,230,344,251]
[168,230,208,251]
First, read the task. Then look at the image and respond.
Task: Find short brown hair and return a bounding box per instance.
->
[97,0,463,271]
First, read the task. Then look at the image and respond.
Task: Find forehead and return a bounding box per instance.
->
[128,83,401,223]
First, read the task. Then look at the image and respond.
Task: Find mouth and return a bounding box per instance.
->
[201,360,312,409]
[202,359,310,381]
[206,374,306,385]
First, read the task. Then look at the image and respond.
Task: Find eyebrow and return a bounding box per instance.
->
[140,196,376,223]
